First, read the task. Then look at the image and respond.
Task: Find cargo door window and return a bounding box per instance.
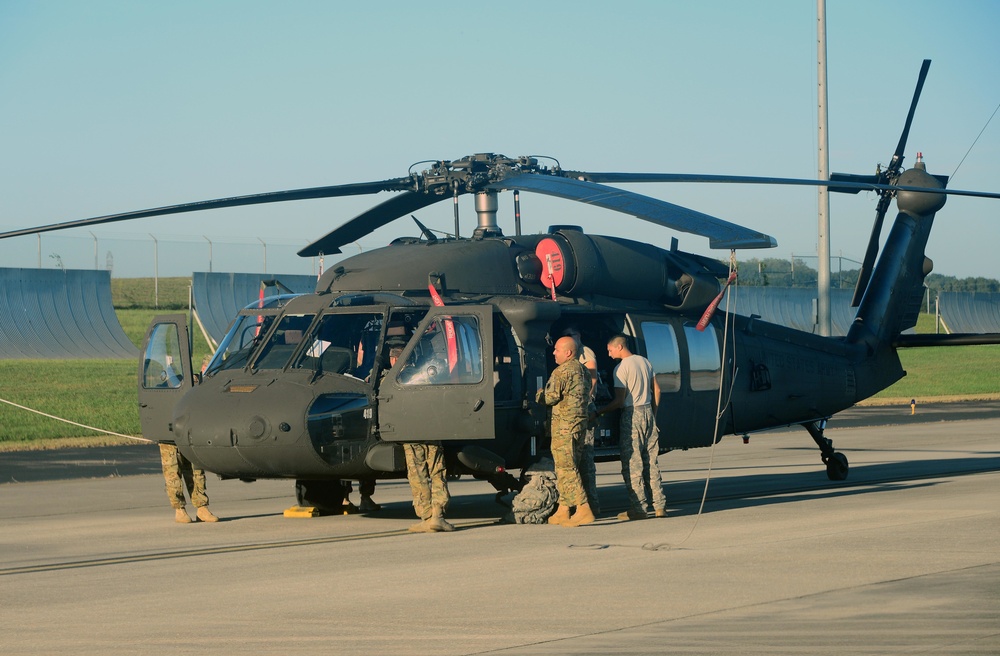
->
[683,323,721,391]
[641,321,681,392]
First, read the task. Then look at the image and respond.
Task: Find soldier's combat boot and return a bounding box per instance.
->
[408,516,435,533]
[175,508,192,524]
[547,504,571,525]
[567,502,595,527]
[427,507,455,532]
[359,495,381,513]
[196,506,219,523]
[617,508,648,521]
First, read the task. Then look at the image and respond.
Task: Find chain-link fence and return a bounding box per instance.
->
[0,233,344,279]
[733,254,863,289]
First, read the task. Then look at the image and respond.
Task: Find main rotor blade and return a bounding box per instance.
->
[490,174,777,249]
[0,178,413,241]
[298,190,448,256]
[829,171,951,194]
[562,171,998,199]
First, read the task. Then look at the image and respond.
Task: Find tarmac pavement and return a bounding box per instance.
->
[1,403,998,654]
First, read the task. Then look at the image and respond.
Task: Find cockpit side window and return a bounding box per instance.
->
[398,315,483,386]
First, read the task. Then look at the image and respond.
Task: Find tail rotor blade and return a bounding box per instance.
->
[892,59,931,166]
[851,59,931,307]
[850,195,893,306]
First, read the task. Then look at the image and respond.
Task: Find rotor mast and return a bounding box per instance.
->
[473,190,502,239]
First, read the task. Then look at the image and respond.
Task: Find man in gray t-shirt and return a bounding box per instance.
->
[594,334,667,520]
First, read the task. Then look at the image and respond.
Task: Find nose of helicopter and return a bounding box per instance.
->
[171,376,374,479]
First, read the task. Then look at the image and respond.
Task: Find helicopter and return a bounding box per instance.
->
[3,60,999,514]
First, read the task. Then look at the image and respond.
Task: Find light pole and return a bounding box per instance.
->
[204,235,213,273]
[258,237,267,273]
[816,0,832,336]
[150,233,159,308]
[89,231,98,270]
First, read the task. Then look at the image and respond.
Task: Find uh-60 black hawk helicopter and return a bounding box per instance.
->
[4,60,999,515]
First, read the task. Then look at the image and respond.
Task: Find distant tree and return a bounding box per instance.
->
[732,261,999,293]
[925,274,1000,293]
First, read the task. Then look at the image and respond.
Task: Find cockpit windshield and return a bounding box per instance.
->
[293,311,384,380]
[204,313,278,374]
[203,294,300,375]
[253,313,316,369]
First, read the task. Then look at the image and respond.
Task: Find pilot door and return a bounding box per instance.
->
[377,305,494,442]
[137,315,194,444]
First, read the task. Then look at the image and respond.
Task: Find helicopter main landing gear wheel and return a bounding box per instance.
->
[294,479,348,515]
[803,420,849,481]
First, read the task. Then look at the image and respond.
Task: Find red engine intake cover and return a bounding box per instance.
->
[535,237,568,292]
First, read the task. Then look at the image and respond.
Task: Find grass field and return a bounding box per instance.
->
[0,302,996,449]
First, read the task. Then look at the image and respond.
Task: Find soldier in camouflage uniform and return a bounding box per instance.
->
[535,336,595,527]
[403,442,453,532]
[378,340,455,534]
[564,327,601,514]
[159,443,219,523]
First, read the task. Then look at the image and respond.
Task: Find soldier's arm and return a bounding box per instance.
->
[583,359,598,400]
[596,387,626,416]
[537,371,565,406]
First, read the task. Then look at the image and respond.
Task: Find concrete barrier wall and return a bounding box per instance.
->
[938,292,1000,333]
[0,268,138,359]
[722,286,857,336]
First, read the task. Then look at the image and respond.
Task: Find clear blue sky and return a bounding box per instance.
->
[1,1,997,279]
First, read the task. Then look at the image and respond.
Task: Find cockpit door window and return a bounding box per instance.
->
[137,314,193,444]
[398,315,484,386]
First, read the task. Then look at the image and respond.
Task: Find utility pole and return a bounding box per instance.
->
[150,234,159,308]
[204,235,213,273]
[816,0,832,336]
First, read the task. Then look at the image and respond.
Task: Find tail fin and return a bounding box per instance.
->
[846,160,946,353]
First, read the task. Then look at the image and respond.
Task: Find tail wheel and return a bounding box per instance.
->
[824,452,849,481]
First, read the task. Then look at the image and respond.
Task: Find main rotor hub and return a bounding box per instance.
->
[412,153,557,196]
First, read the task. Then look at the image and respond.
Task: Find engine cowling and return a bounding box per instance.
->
[525,228,722,312]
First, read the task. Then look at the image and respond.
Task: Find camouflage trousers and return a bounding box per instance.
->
[579,403,600,511]
[159,444,208,510]
[551,417,586,507]
[403,442,450,520]
[619,405,666,513]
